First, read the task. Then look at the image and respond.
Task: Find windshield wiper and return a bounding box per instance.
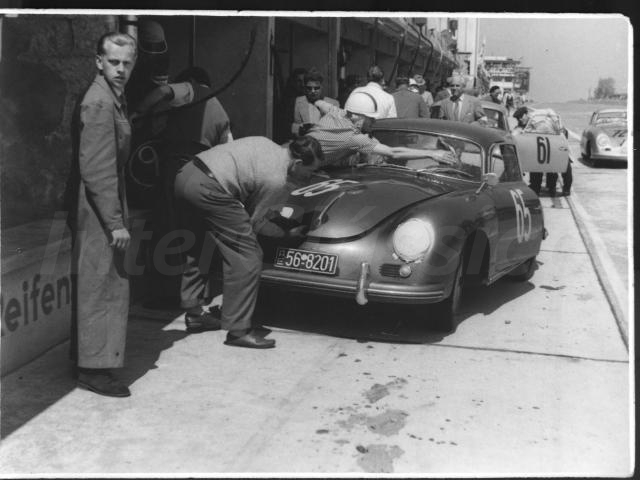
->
[360,163,413,170]
[417,166,475,179]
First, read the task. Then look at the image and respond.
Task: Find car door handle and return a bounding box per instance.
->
[559,146,569,151]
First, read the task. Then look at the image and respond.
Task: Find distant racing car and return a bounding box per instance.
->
[257,119,547,332]
[580,108,628,166]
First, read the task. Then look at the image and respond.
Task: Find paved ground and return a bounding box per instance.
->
[0,194,631,476]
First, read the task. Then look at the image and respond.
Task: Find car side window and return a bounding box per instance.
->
[484,109,502,129]
[457,143,483,180]
[490,144,522,182]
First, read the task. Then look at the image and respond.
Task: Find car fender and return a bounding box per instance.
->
[388,190,498,290]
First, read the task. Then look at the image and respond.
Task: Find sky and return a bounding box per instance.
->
[478,15,630,103]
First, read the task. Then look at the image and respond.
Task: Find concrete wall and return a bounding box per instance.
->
[0,14,114,229]
[147,15,272,139]
[1,211,152,376]
[1,215,72,376]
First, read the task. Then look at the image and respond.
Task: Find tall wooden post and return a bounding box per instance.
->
[327,18,341,100]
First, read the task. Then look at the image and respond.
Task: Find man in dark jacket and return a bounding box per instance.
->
[392,76,429,119]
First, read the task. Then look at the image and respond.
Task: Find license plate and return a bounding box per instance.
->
[274,247,338,275]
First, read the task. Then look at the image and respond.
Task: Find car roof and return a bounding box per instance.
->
[595,108,626,114]
[479,100,508,115]
[528,108,560,118]
[372,118,509,146]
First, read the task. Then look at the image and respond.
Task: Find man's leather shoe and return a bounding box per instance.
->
[77,369,131,397]
[224,330,276,349]
[185,309,222,332]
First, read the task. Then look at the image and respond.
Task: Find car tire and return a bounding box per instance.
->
[508,256,537,282]
[431,256,463,332]
[584,142,598,167]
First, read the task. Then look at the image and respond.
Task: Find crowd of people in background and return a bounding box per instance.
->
[275,64,526,144]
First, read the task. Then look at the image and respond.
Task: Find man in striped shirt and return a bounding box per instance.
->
[307,91,455,167]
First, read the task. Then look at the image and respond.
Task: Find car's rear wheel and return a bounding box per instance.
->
[508,256,537,282]
[431,255,463,332]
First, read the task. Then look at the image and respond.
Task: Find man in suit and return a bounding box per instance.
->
[291,68,339,138]
[438,74,487,124]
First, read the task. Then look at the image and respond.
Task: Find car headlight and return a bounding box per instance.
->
[392,218,434,262]
[596,133,611,147]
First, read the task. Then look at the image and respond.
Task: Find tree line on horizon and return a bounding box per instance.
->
[592,77,624,100]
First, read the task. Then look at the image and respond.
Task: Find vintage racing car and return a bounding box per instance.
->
[479,100,511,134]
[257,119,547,331]
[580,108,628,166]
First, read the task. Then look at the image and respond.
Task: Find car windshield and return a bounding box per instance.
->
[372,130,483,181]
[595,111,626,125]
[524,112,563,135]
[483,108,508,131]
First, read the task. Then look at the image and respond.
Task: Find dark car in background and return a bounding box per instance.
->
[258,119,546,331]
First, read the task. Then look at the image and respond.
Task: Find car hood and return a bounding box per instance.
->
[276,169,455,240]
[595,124,627,146]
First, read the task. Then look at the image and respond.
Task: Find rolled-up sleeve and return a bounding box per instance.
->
[78,100,124,231]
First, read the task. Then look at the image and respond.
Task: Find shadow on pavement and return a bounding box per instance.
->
[0,306,186,439]
[0,273,535,438]
[0,346,76,439]
[255,273,536,345]
[117,309,189,388]
[577,156,628,169]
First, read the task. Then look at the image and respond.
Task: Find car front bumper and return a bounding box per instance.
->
[592,145,627,161]
[260,263,447,305]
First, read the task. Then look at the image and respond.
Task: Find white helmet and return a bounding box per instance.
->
[345,91,379,119]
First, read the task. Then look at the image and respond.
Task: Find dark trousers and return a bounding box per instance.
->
[529,161,572,195]
[528,172,556,195]
[174,160,262,332]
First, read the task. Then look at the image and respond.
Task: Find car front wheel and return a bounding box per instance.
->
[584,142,598,167]
[431,256,463,332]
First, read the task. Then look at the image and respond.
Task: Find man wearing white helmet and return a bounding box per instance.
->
[308,91,455,167]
